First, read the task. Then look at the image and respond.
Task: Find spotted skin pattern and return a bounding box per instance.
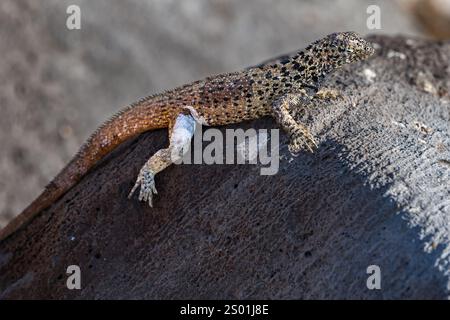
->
[0,32,374,241]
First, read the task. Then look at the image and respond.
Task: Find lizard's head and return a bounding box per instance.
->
[327,31,375,64]
[300,31,374,77]
[287,32,375,89]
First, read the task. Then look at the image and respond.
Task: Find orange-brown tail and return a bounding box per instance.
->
[0,98,172,242]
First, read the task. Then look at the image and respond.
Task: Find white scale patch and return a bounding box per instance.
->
[171,114,196,146]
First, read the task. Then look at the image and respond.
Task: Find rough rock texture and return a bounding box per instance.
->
[0,35,449,299]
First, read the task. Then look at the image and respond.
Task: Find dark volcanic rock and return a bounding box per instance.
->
[0,35,449,299]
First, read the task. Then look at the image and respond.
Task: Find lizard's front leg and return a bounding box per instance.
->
[128,113,196,207]
[272,93,318,154]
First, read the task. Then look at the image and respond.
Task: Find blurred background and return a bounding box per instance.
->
[0,0,449,227]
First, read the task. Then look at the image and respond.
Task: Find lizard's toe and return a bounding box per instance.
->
[288,134,317,155]
[315,88,343,101]
[128,176,141,199]
[129,167,157,207]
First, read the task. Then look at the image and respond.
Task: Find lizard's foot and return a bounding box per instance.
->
[128,165,158,207]
[288,126,318,155]
[315,88,343,101]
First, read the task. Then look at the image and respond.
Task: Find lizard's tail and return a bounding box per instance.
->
[0,99,171,241]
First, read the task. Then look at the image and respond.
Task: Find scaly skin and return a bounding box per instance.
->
[0,32,374,241]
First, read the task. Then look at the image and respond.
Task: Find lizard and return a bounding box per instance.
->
[0,31,374,241]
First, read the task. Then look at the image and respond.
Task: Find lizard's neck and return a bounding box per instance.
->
[285,47,347,93]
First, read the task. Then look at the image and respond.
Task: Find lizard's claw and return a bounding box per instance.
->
[288,130,318,155]
[128,166,157,207]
